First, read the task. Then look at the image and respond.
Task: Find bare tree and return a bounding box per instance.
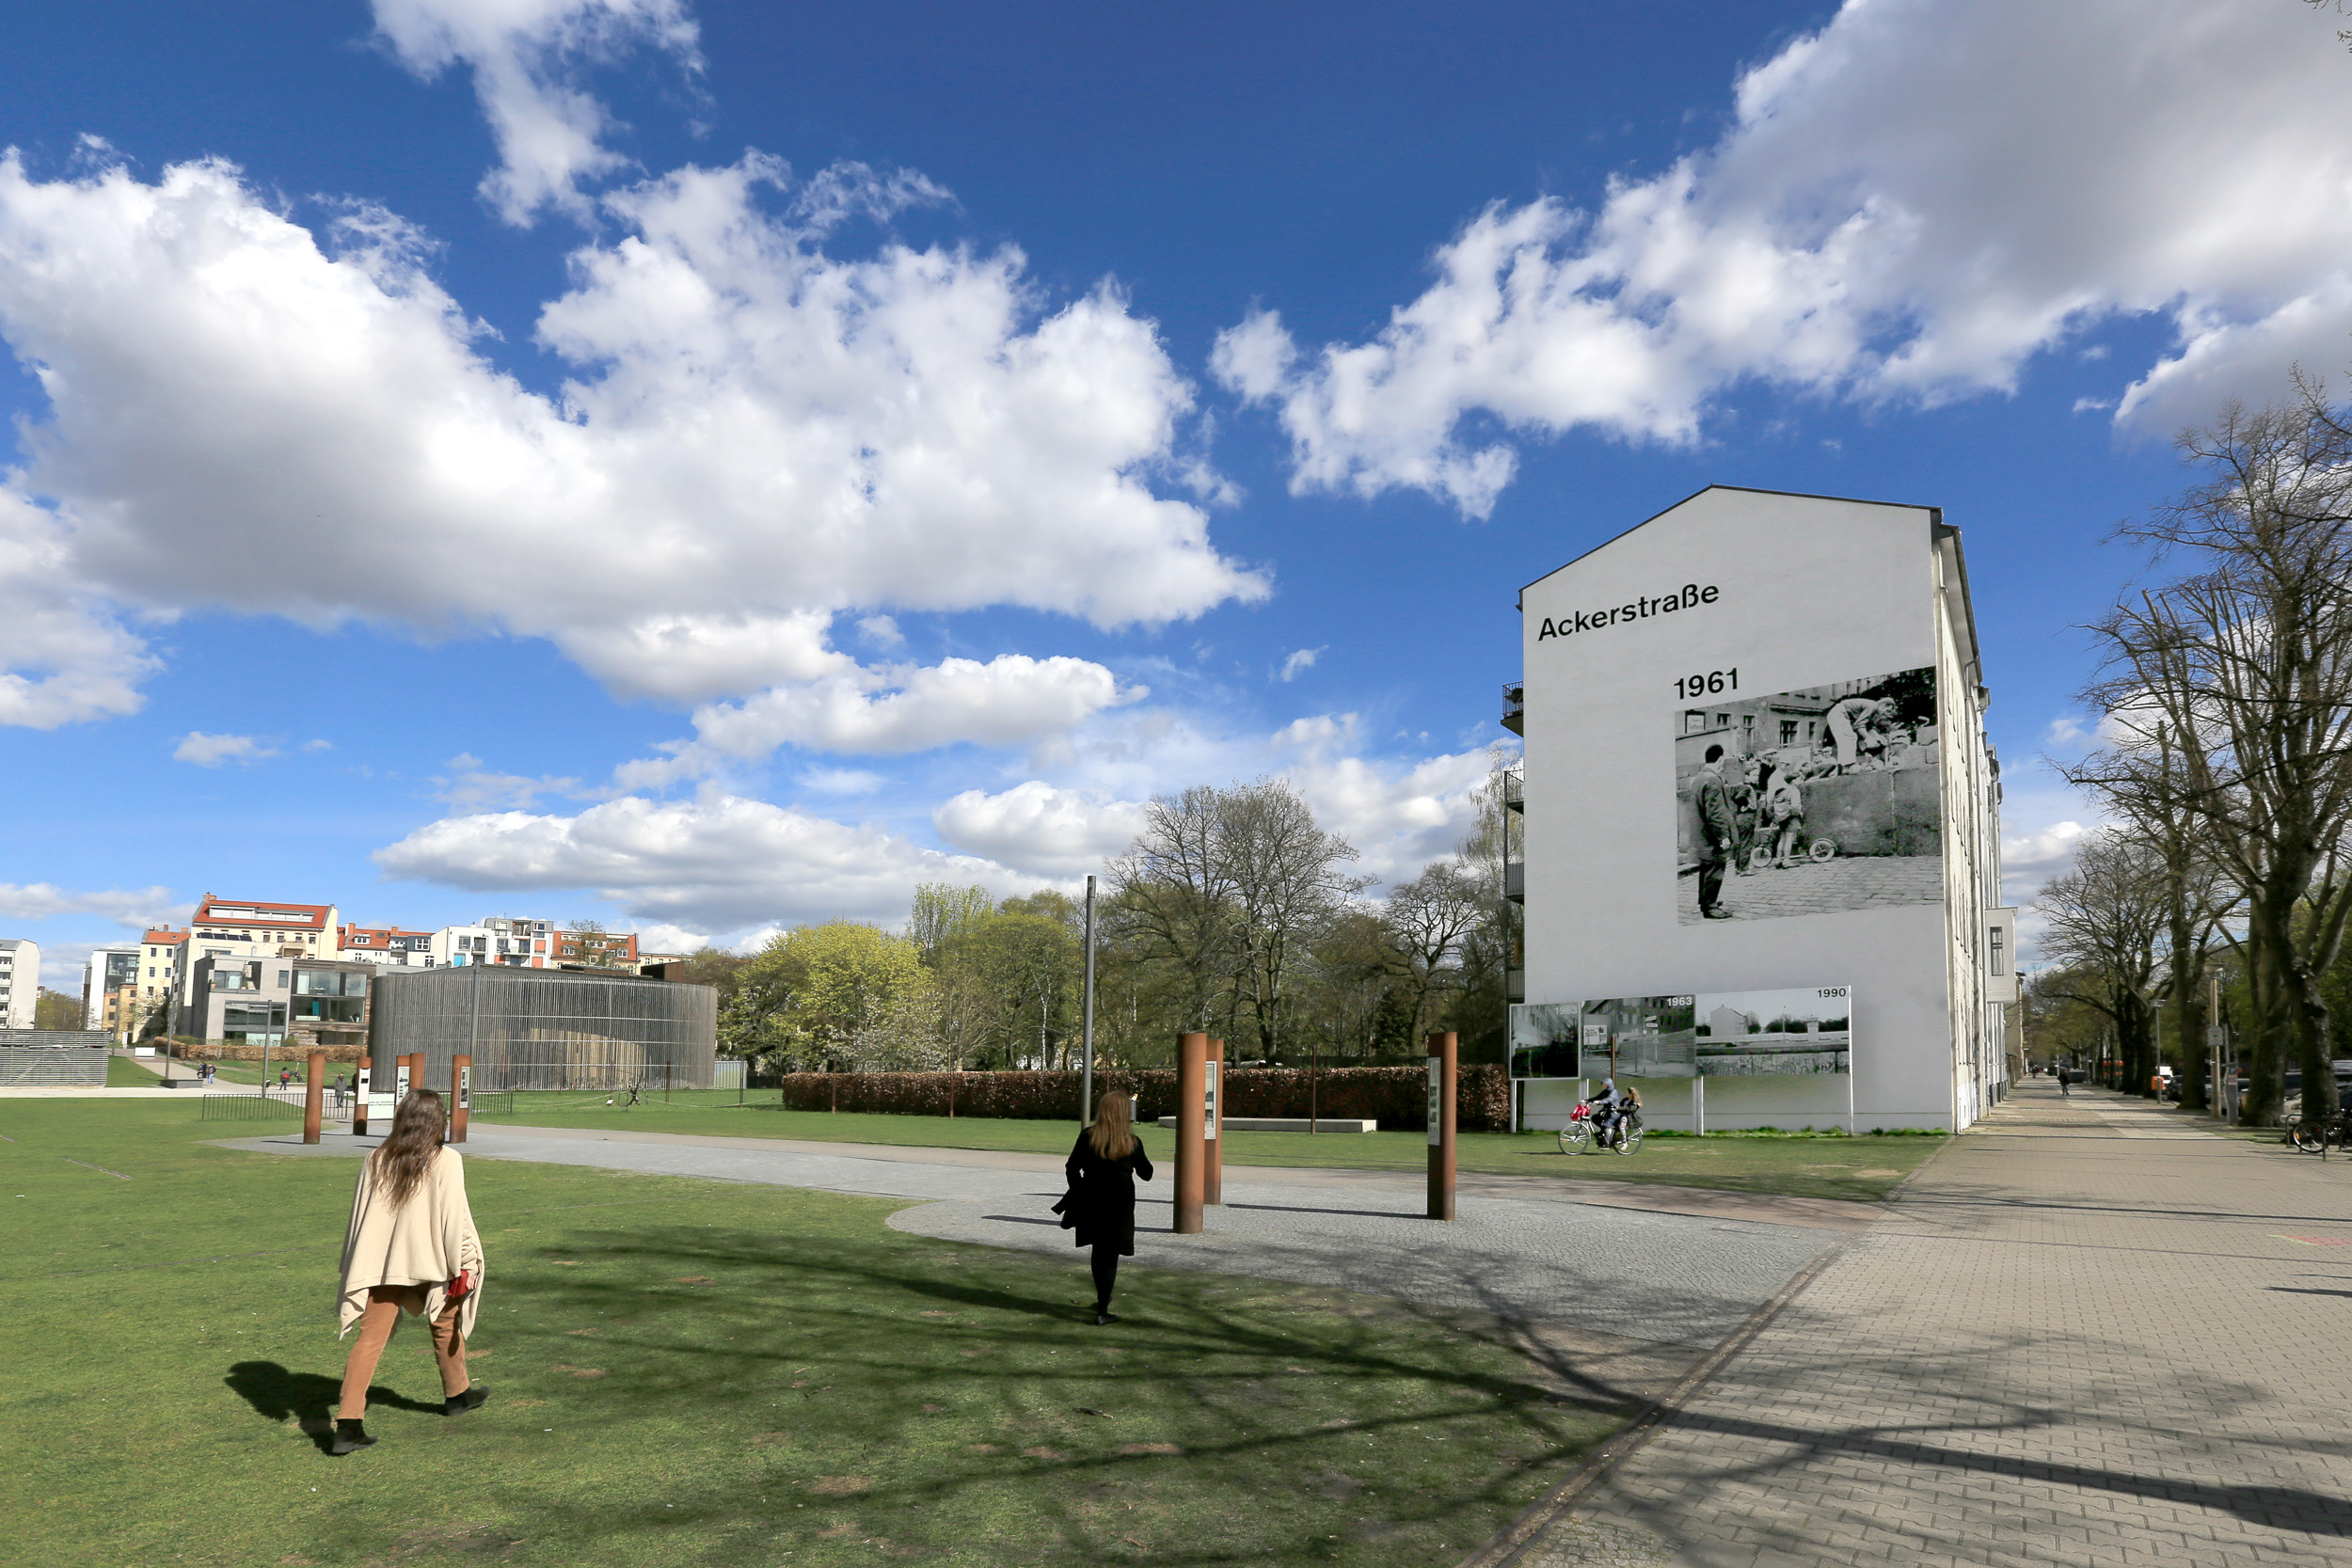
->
[1216,779,1365,1060]
[1383,860,1485,1036]
[2037,831,2169,1090]
[1106,785,1244,1033]
[2063,374,2352,1124]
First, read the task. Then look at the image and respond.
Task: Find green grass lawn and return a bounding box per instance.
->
[471,1092,1938,1203]
[104,1053,158,1086]
[0,1101,1623,1568]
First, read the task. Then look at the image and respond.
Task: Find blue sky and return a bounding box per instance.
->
[5,0,2348,986]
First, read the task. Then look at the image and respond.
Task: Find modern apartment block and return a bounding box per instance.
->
[177,954,374,1052]
[0,938,38,1029]
[177,896,341,995]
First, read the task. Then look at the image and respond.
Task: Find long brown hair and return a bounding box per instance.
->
[370,1089,447,1208]
[1087,1090,1136,1159]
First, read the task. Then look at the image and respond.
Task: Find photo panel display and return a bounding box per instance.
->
[1674,666,1941,926]
[1513,985,1851,1078]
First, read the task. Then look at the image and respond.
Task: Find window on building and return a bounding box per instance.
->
[1683,711,1706,735]
[1990,927,2008,976]
[1780,721,1798,745]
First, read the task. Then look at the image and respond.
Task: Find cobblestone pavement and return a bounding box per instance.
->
[1677,853,1942,925]
[1517,1081,2352,1567]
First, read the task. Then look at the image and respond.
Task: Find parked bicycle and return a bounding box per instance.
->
[2290,1105,2352,1156]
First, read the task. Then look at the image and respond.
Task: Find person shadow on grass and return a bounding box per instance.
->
[226,1362,442,1453]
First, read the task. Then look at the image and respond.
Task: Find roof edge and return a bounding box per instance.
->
[1519,483,1945,602]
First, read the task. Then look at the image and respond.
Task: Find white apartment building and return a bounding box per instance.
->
[0,938,39,1029]
[83,946,142,1043]
[1509,486,2017,1132]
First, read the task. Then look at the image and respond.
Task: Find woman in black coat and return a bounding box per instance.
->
[1061,1090,1153,1325]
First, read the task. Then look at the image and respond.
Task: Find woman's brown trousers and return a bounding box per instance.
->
[338,1285,469,1419]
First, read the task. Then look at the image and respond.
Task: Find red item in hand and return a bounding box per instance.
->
[447,1270,473,1300]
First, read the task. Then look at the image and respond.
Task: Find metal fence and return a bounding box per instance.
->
[197,1086,357,1122]
[368,968,716,1091]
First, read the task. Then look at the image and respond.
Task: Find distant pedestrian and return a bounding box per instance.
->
[1057,1090,1153,1325]
[2059,1068,2071,1098]
[331,1089,487,1455]
[280,1068,291,1088]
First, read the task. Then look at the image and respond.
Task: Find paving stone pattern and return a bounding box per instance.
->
[1521,1082,2352,1567]
[1677,854,1942,924]
[890,1184,1836,1346]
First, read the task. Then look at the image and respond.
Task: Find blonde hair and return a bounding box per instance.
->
[1087,1090,1136,1159]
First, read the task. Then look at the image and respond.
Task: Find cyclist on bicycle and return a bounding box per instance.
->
[1588,1078,1621,1143]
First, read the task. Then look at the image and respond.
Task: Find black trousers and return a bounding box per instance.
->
[1696,857,1725,912]
[1089,1243,1120,1307]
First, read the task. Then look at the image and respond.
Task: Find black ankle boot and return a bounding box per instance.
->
[1093,1308,1118,1325]
[445,1384,490,1418]
[330,1418,376,1456]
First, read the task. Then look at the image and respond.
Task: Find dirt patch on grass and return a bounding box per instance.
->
[809,1476,870,1496]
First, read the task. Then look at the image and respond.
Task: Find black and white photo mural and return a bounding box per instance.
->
[1511,985,1851,1079]
[1674,665,1940,925]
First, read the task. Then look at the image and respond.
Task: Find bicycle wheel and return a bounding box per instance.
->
[2292,1124,2327,1154]
[1807,838,1838,863]
[1557,1122,1591,1154]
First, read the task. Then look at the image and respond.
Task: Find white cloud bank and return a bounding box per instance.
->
[1217,0,2352,515]
[0,880,182,928]
[0,142,1260,730]
[616,654,1144,785]
[374,793,1041,930]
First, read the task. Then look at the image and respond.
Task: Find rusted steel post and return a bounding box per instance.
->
[1174,1032,1207,1234]
[1204,1038,1223,1206]
[303,1052,326,1144]
[451,1054,471,1144]
[1427,1032,1457,1221]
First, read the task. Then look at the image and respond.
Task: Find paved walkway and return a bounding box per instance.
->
[219,1123,1840,1346]
[1519,1081,2352,1567]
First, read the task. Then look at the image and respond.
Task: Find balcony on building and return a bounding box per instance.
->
[1504,862,1524,904]
[1501,681,1524,736]
[1502,763,1523,815]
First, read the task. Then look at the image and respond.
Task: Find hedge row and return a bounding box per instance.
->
[777,1063,1511,1132]
[164,1039,367,1063]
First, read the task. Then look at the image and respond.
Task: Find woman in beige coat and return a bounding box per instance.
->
[332,1088,487,1455]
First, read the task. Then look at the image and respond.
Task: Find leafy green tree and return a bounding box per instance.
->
[724,921,928,1073]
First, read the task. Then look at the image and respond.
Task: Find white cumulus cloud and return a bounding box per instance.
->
[373,793,1041,930]
[0,486,151,727]
[371,0,703,225]
[0,148,1261,727]
[172,732,280,768]
[1220,0,2352,515]
[933,782,1151,878]
[616,654,1143,784]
